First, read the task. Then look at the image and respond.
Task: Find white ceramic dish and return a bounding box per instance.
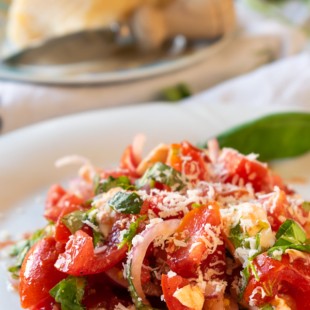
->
[0,102,309,309]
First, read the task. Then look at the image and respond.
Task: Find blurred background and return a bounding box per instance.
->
[0,0,309,133]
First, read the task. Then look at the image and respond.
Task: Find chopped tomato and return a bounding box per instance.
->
[243,253,310,309]
[166,141,210,182]
[261,189,309,234]
[55,228,127,276]
[220,149,271,192]
[161,274,190,310]
[19,237,66,309]
[167,203,225,278]
[45,190,83,223]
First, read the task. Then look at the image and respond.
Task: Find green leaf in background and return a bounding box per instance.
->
[213,112,310,162]
[160,83,192,102]
[50,276,86,310]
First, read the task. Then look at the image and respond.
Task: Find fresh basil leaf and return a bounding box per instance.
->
[260,304,274,310]
[274,219,306,246]
[160,83,191,102]
[61,208,104,247]
[268,244,310,260]
[302,201,310,212]
[50,276,86,310]
[229,222,244,249]
[108,191,143,214]
[136,162,185,191]
[95,175,134,195]
[8,228,47,278]
[240,258,260,298]
[62,211,85,234]
[267,220,310,260]
[118,216,146,249]
[204,112,310,161]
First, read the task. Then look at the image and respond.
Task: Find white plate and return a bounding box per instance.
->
[0,102,309,309]
[0,34,233,85]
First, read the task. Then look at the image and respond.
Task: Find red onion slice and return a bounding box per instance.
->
[129,219,181,304]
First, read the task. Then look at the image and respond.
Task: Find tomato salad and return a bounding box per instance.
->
[8,138,310,310]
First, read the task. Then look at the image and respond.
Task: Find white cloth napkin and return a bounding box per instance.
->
[0,2,308,134]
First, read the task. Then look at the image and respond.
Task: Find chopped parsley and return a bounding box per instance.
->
[136,162,185,191]
[108,191,143,215]
[8,227,49,278]
[62,207,104,247]
[268,219,310,259]
[94,175,135,195]
[50,276,86,310]
[118,216,146,249]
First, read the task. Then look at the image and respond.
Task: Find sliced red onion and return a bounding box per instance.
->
[207,139,220,163]
[129,219,181,304]
[132,134,146,164]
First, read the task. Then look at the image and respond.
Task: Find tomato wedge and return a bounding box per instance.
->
[167,203,225,278]
[161,274,190,310]
[55,230,128,276]
[243,252,310,309]
[166,141,210,182]
[45,187,83,223]
[220,149,271,192]
[19,237,66,308]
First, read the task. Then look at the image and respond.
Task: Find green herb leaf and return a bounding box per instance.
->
[50,276,86,310]
[136,162,185,191]
[108,191,143,214]
[302,201,310,212]
[62,211,85,234]
[267,219,310,259]
[160,83,192,102]
[260,304,274,310]
[95,175,135,195]
[205,112,310,161]
[274,219,306,246]
[8,228,48,278]
[229,222,244,249]
[118,216,146,249]
[61,208,104,247]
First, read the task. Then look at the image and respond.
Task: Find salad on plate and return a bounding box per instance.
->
[6,136,310,310]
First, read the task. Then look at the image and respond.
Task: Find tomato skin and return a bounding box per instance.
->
[243,253,310,309]
[45,185,83,223]
[261,189,310,235]
[19,237,66,309]
[166,141,210,182]
[220,149,271,192]
[44,185,66,221]
[167,203,224,278]
[161,274,190,310]
[55,229,128,276]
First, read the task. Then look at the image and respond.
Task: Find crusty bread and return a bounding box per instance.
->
[6,0,141,49]
[6,0,236,51]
